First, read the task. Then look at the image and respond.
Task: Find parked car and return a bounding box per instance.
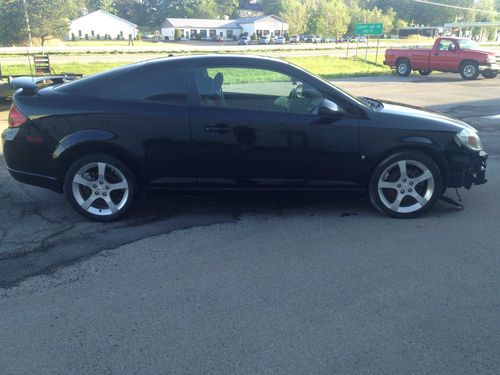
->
[384,37,499,80]
[290,35,300,43]
[3,55,488,221]
[275,36,285,44]
[306,35,321,43]
[321,37,334,43]
[211,35,224,42]
[258,35,270,44]
[238,35,251,45]
[299,35,307,42]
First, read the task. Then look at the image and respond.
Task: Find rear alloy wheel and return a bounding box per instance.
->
[396,60,411,77]
[418,69,432,76]
[482,71,498,79]
[64,154,136,221]
[460,61,480,80]
[369,152,443,218]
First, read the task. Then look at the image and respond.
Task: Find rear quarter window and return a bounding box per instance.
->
[98,67,188,106]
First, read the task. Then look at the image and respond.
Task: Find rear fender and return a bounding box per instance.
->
[52,130,144,183]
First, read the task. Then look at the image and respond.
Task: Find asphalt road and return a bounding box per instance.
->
[0,74,499,374]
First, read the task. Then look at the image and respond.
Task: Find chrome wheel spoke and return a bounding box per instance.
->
[379,181,398,189]
[411,191,428,207]
[81,195,98,210]
[73,175,94,188]
[413,170,433,185]
[390,194,404,211]
[97,162,107,180]
[398,161,407,178]
[108,181,128,191]
[104,196,119,214]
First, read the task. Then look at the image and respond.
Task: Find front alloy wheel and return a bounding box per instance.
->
[65,154,136,221]
[369,152,443,218]
[460,62,480,80]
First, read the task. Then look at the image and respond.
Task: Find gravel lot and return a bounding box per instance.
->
[0,74,499,374]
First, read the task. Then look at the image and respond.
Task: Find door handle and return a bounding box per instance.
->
[434,53,439,56]
[205,124,231,134]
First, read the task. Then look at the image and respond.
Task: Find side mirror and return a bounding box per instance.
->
[318,99,345,119]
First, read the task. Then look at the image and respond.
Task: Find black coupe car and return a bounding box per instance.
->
[2,55,487,221]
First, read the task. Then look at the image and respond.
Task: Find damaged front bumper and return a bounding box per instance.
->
[447,150,488,189]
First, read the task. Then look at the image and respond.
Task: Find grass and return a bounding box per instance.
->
[285,56,389,78]
[1,55,391,80]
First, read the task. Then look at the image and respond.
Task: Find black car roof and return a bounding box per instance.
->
[56,54,295,93]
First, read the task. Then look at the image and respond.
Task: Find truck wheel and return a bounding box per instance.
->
[460,61,480,80]
[396,59,411,77]
[418,69,432,76]
[482,71,498,79]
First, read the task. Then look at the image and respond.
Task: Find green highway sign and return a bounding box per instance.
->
[355,23,384,35]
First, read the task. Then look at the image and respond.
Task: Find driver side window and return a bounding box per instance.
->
[193,66,325,115]
[438,40,455,51]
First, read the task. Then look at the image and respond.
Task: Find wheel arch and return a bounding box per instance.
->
[365,144,449,188]
[54,141,144,188]
[396,57,411,67]
[459,58,479,68]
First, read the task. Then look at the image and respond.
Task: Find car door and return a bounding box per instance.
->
[187,64,361,188]
[429,39,461,71]
[95,63,195,187]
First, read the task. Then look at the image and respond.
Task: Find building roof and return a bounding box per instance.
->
[236,15,286,24]
[161,15,288,29]
[444,21,500,28]
[71,9,137,27]
[161,18,241,29]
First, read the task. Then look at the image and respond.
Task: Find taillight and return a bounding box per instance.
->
[8,104,28,128]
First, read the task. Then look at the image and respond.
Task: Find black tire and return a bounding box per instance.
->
[369,151,443,219]
[418,69,432,76]
[64,153,137,222]
[396,59,411,77]
[482,71,498,79]
[460,61,480,80]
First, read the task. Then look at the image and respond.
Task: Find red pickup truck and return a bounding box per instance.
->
[384,37,499,80]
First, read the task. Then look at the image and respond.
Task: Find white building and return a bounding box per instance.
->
[161,15,288,41]
[69,10,138,41]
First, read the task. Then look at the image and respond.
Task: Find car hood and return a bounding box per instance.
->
[373,99,477,132]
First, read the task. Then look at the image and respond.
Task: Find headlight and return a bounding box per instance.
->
[455,128,483,151]
[486,55,496,64]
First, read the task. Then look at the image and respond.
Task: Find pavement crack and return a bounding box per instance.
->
[0,214,237,289]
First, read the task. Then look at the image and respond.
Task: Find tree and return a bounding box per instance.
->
[192,0,219,18]
[262,0,285,15]
[86,0,115,13]
[315,0,351,37]
[216,0,239,18]
[0,0,26,46]
[280,0,309,35]
[26,0,80,46]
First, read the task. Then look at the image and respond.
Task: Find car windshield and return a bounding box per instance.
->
[458,39,479,50]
